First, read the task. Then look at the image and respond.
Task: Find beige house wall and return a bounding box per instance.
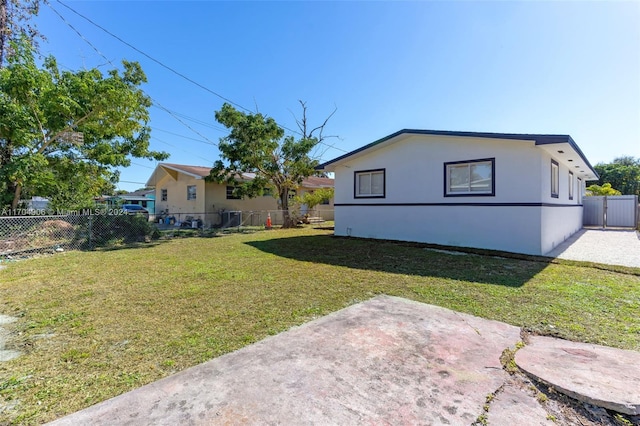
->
[151,165,333,226]
[154,172,205,217]
[204,183,279,225]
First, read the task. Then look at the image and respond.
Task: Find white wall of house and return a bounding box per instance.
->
[540,206,583,254]
[537,149,584,254]
[330,134,586,255]
[334,135,544,204]
[335,205,544,254]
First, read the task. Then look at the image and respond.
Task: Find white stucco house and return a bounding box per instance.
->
[317,130,599,256]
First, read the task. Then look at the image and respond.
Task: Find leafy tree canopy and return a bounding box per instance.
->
[0,39,168,210]
[0,0,42,66]
[585,182,622,196]
[293,187,334,211]
[209,101,336,227]
[592,156,640,197]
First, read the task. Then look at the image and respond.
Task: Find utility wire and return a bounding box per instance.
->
[154,128,219,144]
[152,137,212,164]
[48,3,221,157]
[54,0,251,114]
[130,162,155,169]
[151,106,228,132]
[119,180,150,185]
[51,0,349,154]
[152,100,219,147]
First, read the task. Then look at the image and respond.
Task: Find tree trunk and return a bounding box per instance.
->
[280,188,295,228]
[11,182,22,209]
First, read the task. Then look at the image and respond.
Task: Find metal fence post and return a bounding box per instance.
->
[88,215,93,250]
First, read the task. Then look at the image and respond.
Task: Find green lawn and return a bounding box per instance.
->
[1,226,639,424]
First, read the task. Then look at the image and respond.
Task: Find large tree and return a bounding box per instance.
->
[0,40,168,210]
[209,101,335,227]
[593,156,640,197]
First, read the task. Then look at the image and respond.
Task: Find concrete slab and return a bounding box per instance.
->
[545,229,640,268]
[516,335,640,415]
[48,296,522,425]
[488,380,553,425]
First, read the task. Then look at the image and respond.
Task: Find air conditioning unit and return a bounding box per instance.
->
[221,211,242,228]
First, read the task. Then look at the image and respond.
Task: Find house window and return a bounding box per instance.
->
[187,185,197,200]
[551,160,559,198]
[161,189,167,201]
[226,186,241,200]
[444,158,494,196]
[354,169,385,198]
[577,178,582,204]
[568,172,574,200]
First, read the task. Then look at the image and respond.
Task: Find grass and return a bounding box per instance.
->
[0,226,639,424]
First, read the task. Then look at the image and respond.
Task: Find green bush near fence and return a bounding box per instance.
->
[87,215,158,247]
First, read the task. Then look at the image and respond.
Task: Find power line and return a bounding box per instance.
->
[51,0,349,154]
[47,4,221,161]
[118,180,149,185]
[151,137,212,163]
[130,162,154,169]
[54,0,251,114]
[153,127,219,144]
[151,100,219,147]
[150,105,227,132]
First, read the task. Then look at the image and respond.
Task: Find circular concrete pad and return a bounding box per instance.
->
[515,335,640,415]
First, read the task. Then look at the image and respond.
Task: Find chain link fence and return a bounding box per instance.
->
[153,209,332,229]
[0,209,333,261]
[0,213,157,260]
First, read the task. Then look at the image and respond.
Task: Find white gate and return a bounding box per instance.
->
[583,195,639,228]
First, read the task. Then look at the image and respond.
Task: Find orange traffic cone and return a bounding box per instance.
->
[266,213,272,230]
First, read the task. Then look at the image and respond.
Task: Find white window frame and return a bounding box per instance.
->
[354,169,385,198]
[551,160,559,198]
[161,188,167,201]
[568,171,574,200]
[444,158,495,197]
[187,185,197,200]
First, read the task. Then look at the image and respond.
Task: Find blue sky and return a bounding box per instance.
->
[36,1,639,192]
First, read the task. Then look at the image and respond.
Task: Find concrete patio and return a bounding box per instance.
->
[48,296,640,425]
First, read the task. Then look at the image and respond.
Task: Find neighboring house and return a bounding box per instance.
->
[295,176,335,219]
[145,163,334,226]
[317,129,599,256]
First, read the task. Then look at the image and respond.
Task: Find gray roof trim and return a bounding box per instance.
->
[317,129,599,179]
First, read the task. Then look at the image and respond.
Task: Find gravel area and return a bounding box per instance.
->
[546,228,640,268]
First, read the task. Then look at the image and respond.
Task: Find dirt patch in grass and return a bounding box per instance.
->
[0,227,639,424]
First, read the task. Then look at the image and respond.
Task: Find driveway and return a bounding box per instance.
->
[545,228,640,268]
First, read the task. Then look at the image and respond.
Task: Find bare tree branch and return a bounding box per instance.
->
[308,104,337,142]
